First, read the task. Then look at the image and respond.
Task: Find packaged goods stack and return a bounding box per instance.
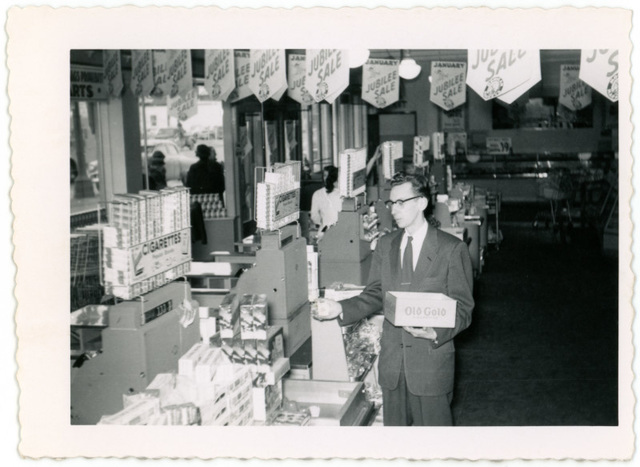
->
[103,187,191,300]
[191,193,226,219]
[255,162,301,231]
[413,135,431,169]
[381,141,403,180]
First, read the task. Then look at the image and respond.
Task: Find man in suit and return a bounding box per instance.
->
[315,172,474,426]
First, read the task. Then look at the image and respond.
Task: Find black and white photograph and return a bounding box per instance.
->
[5,3,638,464]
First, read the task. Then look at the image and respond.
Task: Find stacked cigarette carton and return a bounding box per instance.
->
[103,187,192,300]
[255,162,301,231]
[338,147,367,198]
[381,141,403,180]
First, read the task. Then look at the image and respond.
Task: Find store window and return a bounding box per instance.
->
[139,86,224,188]
[492,96,594,130]
[70,100,103,217]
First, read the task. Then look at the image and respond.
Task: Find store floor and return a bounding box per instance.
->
[451,220,618,426]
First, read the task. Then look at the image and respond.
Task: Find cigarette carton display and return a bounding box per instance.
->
[195,347,227,383]
[252,380,283,422]
[384,291,457,328]
[178,342,210,379]
[97,398,161,425]
[239,293,268,339]
[218,293,239,338]
[256,326,285,366]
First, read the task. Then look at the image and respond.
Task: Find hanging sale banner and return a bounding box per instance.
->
[229,51,252,103]
[579,49,618,102]
[430,61,466,111]
[467,50,535,101]
[130,50,155,97]
[287,54,314,106]
[103,50,123,98]
[166,49,193,99]
[151,50,170,97]
[248,49,287,103]
[559,64,592,111]
[305,49,350,104]
[168,87,198,121]
[204,49,235,101]
[361,59,400,109]
[497,51,541,105]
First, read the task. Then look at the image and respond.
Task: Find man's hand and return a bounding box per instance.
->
[403,326,438,341]
[312,298,343,321]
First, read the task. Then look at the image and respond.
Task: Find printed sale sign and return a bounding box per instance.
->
[151,50,170,97]
[229,51,252,103]
[130,50,155,97]
[305,49,349,104]
[467,50,536,101]
[204,49,235,101]
[559,64,592,111]
[166,49,193,99]
[580,49,618,102]
[248,49,287,103]
[362,59,399,109]
[168,87,198,121]
[71,65,107,100]
[103,50,123,98]
[287,54,314,106]
[430,61,466,110]
[497,51,541,105]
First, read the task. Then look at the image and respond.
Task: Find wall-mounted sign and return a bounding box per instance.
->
[229,51,252,103]
[486,136,512,155]
[130,50,155,97]
[305,49,349,104]
[103,50,123,98]
[166,49,193,99]
[441,106,466,132]
[151,50,170,98]
[287,54,314,106]
[249,49,287,103]
[467,50,537,102]
[71,65,107,100]
[430,61,466,111]
[204,49,234,101]
[580,49,618,102]
[559,64,592,111]
[362,59,400,109]
[168,87,198,121]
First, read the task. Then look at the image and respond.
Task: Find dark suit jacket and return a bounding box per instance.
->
[340,226,474,396]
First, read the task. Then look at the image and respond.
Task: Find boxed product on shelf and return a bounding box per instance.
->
[163,402,201,425]
[413,135,430,168]
[97,398,161,425]
[252,380,283,422]
[338,147,367,197]
[218,293,239,338]
[239,293,268,339]
[256,325,285,366]
[381,141,403,180]
[199,306,219,342]
[179,342,211,379]
[195,346,226,383]
[255,161,301,231]
[384,291,457,328]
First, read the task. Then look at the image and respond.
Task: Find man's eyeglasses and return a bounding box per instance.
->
[384,195,423,209]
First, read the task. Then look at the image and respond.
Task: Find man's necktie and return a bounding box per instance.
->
[400,235,413,286]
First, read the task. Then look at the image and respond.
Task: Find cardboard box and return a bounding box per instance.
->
[384,291,456,328]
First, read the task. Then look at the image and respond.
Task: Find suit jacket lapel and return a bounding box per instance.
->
[412,225,438,291]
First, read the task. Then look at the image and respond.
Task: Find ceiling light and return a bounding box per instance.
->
[349,49,370,68]
[398,51,421,80]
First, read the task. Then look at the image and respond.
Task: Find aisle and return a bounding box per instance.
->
[451,221,618,426]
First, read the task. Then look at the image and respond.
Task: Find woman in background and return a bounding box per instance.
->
[310,165,342,238]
